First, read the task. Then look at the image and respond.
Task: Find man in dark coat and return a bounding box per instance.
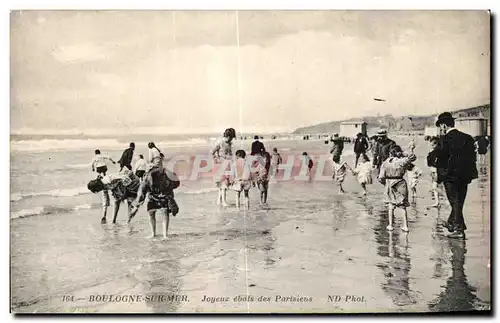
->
[374,130,396,169]
[353,132,370,168]
[251,135,266,156]
[330,133,344,163]
[435,112,478,239]
[118,142,135,171]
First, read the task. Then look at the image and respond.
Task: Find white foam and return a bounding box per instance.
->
[10,186,89,202]
[11,138,211,152]
[10,193,23,202]
[74,204,92,210]
[11,139,122,152]
[11,206,45,219]
[180,187,218,195]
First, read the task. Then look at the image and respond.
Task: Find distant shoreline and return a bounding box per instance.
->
[292,103,490,135]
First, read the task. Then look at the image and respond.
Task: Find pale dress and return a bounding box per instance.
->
[353,161,373,185]
[211,138,233,188]
[230,158,252,192]
[332,161,348,183]
[378,155,416,207]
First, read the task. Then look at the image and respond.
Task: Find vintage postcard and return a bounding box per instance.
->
[10,10,491,314]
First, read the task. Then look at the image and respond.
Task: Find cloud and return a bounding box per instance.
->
[51,43,109,63]
[11,11,490,132]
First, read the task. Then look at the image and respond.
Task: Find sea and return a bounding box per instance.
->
[10,132,297,220]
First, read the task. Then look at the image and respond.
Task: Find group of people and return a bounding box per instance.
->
[85,111,484,241]
[90,142,162,179]
[88,141,179,240]
[328,112,480,238]
[211,131,284,209]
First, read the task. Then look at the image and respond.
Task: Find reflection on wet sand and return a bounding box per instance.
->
[374,210,417,307]
[478,166,489,238]
[331,199,349,231]
[247,228,277,270]
[428,239,480,312]
[430,219,447,279]
[137,242,183,313]
[262,233,277,269]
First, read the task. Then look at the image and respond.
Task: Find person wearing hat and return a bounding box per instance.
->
[374,129,396,170]
[330,133,344,163]
[353,132,370,168]
[251,135,266,156]
[434,112,478,239]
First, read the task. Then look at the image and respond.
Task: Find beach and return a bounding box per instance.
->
[10,135,491,313]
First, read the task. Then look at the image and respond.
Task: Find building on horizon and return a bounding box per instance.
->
[455,117,488,137]
[339,120,367,139]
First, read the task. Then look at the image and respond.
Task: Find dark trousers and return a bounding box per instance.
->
[444,181,468,232]
[120,164,132,172]
[355,152,368,168]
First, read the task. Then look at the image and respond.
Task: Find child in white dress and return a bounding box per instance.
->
[302,152,314,178]
[378,145,417,232]
[332,158,352,194]
[406,163,423,202]
[211,128,236,206]
[351,154,373,195]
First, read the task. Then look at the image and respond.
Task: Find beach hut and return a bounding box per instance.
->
[455,117,488,137]
[339,120,367,139]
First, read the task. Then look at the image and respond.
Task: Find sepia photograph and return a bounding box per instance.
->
[9,9,491,314]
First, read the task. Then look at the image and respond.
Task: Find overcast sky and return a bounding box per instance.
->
[10,10,490,134]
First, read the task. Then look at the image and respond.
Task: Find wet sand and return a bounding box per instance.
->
[10,137,491,313]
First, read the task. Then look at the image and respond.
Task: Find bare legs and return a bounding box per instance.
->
[236,190,250,210]
[411,186,417,203]
[101,206,108,224]
[148,209,170,239]
[401,208,409,232]
[260,190,268,204]
[112,201,121,224]
[100,190,110,224]
[217,188,228,207]
[386,204,394,231]
[148,210,156,238]
[431,182,441,208]
[386,204,409,232]
[361,183,367,196]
